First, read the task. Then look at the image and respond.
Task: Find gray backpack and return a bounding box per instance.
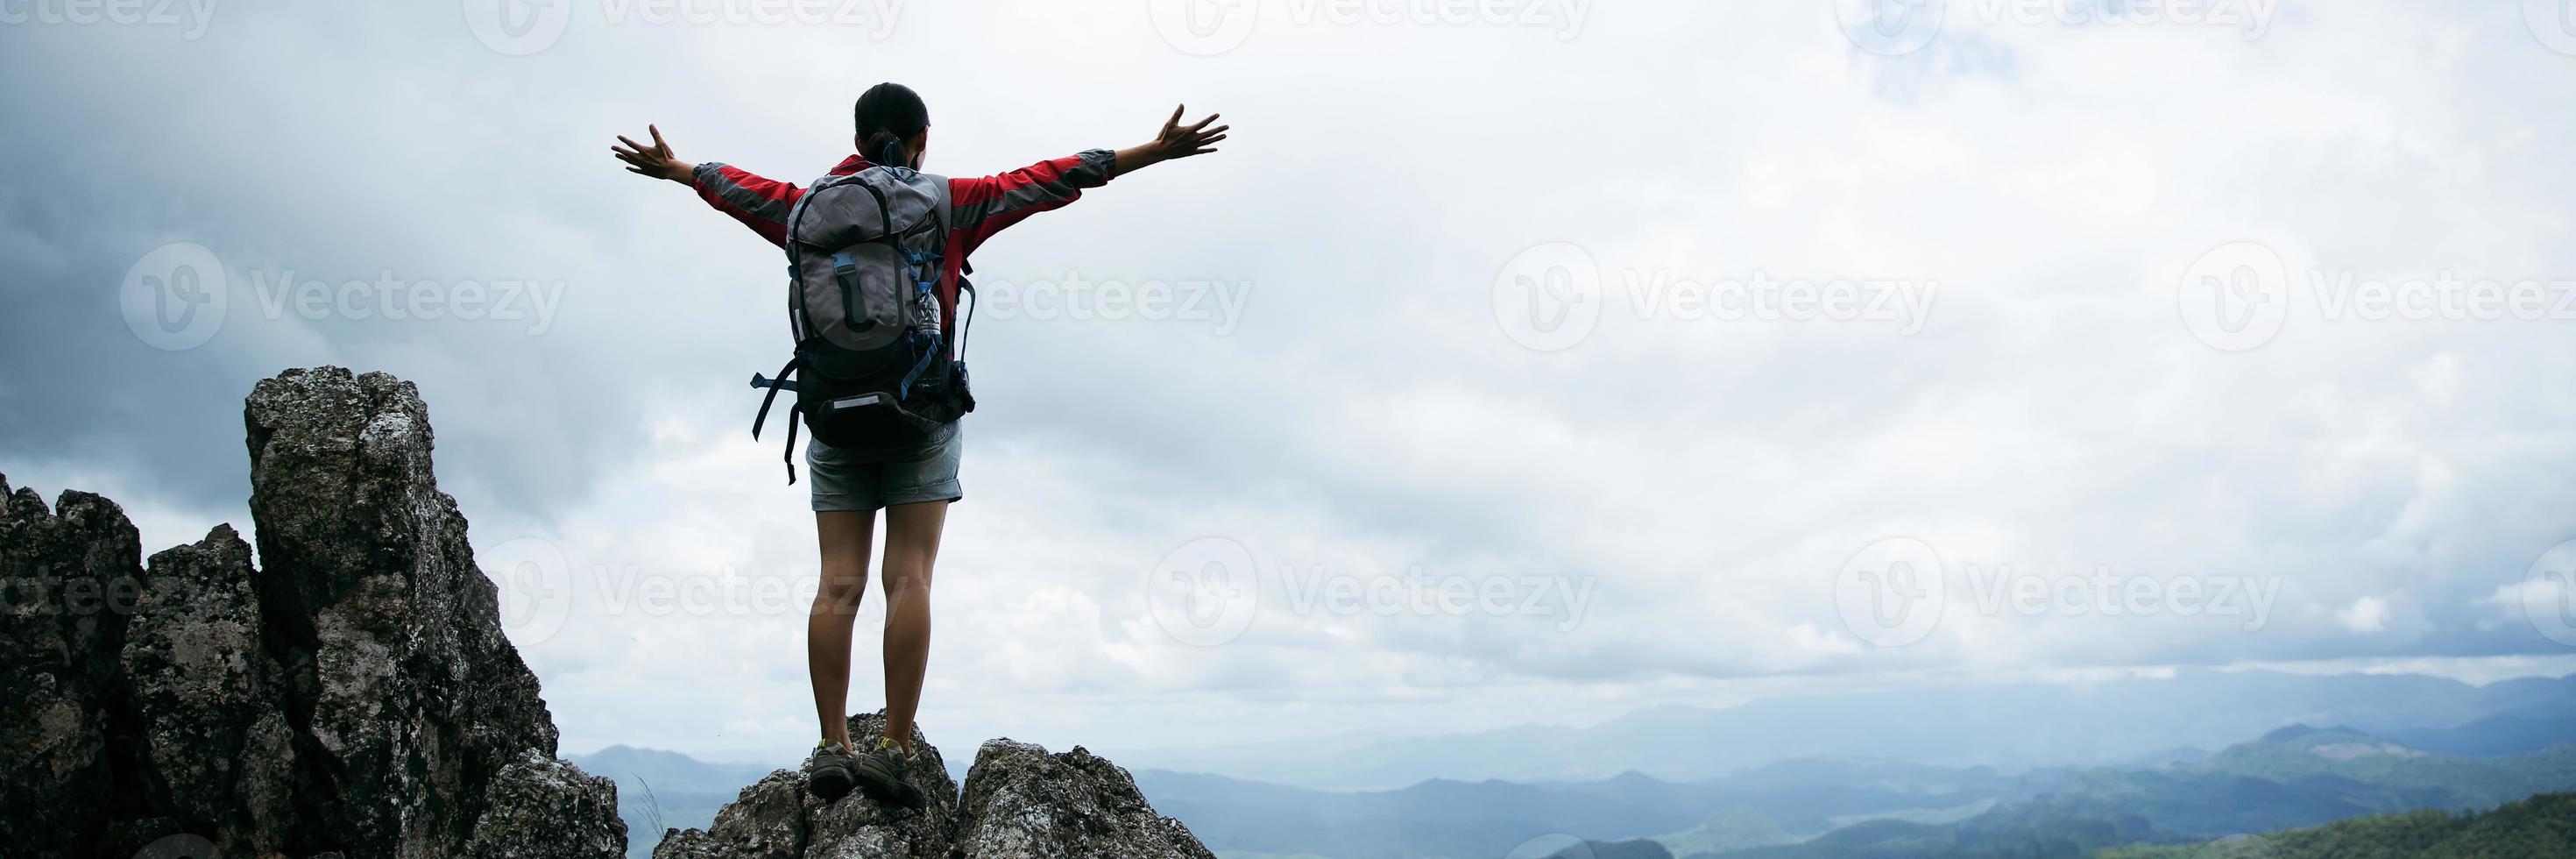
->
[750,165,976,482]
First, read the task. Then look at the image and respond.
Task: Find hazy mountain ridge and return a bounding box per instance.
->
[1140,671,2576,790]
[1130,757,2034,859]
[595,671,2576,859]
[1698,725,2576,858]
[569,746,778,859]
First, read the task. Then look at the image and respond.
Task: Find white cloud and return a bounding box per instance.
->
[2339,596,2391,634]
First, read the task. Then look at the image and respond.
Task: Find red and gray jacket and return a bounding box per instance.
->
[690,149,1119,334]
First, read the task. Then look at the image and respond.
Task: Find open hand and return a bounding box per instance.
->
[612,124,694,184]
[1149,105,1228,160]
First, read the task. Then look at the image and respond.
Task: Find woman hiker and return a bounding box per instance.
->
[611,82,1228,806]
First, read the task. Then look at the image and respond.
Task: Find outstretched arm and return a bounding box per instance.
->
[612,124,803,248]
[949,106,1230,255]
[1111,105,1228,177]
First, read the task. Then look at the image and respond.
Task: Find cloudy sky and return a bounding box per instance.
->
[6,0,2576,768]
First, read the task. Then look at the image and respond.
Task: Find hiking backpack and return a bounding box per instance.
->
[750,165,977,482]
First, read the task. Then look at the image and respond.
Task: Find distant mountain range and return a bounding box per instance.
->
[1693,727,2576,859]
[1117,670,2576,790]
[583,669,2576,859]
[1131,759,2018,859]
[564,745,779,859]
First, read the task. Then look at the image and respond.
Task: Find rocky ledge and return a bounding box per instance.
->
[0,367,623,858]
[2,366,1214,859]
[655,713,1214,859]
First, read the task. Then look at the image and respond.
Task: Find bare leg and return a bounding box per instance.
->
[810,510,875,750]
[877,500,947,753]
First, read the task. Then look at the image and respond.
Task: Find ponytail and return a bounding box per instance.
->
[863,130,914,170]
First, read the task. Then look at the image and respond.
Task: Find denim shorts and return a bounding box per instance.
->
[804,422,964,513]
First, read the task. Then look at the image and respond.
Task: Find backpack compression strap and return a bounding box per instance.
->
[752,355,803,483]
[781,404,802,485]
[752,355,800,440]
[832,250,875,334]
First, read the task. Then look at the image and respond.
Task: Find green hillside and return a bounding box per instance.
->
[1699,728,2576,858]
[1652,807,1800,855]
[2102,792,2576,859]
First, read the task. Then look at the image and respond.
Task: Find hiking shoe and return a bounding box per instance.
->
[851,736,927,810]
[808,740,859,803]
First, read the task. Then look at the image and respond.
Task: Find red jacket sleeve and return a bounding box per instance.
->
[690,162,805,248]
[945,150,1119,256]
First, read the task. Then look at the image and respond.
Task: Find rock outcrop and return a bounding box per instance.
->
[952,740,1217,859]
[655,713,1214,859]
[0,366,623,858]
